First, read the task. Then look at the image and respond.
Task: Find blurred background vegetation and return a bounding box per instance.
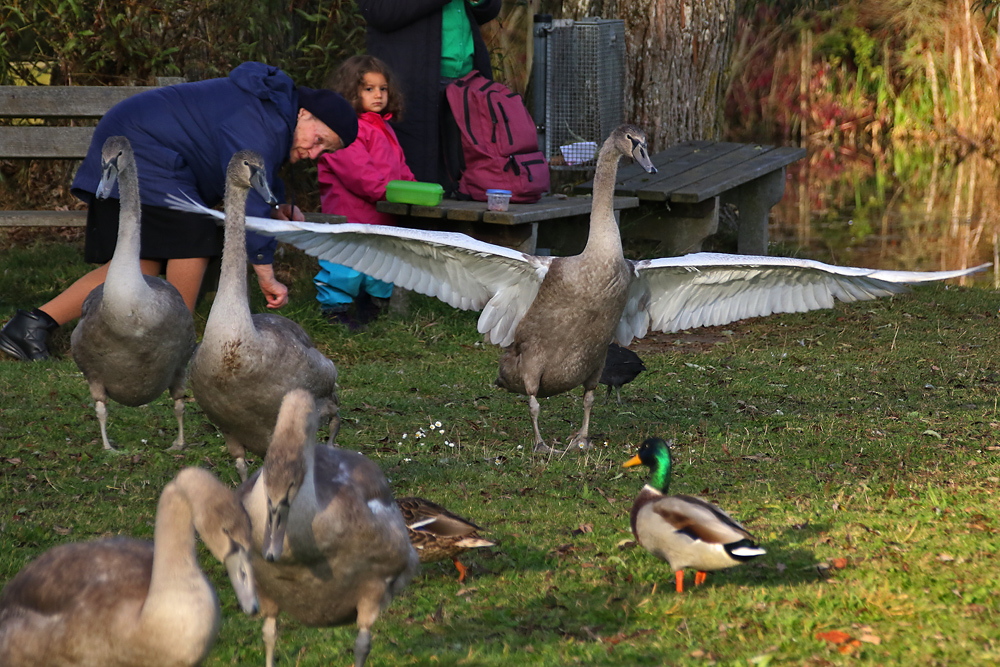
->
[0,0,364,86]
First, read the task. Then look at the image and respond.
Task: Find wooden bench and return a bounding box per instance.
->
[575,140,806,255]
[0,83,344,228]
[377,195,640,253]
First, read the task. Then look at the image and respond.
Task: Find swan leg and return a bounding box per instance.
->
[262,616,278,667]
[327,411,341,445]
[354,595,383,667]
[675,570,685,593]
[529,395,544,447]
[694,570,707,586]
[166,397,186,451]
[94,399,115,450]
[529,395,563,454]
[568,388,595,451]
[226,437,249,482]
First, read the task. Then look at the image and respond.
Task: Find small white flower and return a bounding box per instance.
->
[439,429,445,435]
[517,445,523,450]
[141,439,148,444]
[449,442,455,448]
[435,421,442,428]
[402,433,408,439]
[403,458,412,462]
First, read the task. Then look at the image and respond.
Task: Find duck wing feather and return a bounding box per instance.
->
[649,494,755,545]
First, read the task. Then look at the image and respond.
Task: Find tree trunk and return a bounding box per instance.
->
[542,0,737,151]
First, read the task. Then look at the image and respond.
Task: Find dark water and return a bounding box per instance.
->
[768,147,999,290]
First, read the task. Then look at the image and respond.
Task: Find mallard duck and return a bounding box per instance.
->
[0,467,257,666]
[71,135,196,451]
[623,437,765,592]
[169,127,987,454]
[600,342,646,404]
[397,496,495,582]
[189,151,340,481]
[239,389,417,667]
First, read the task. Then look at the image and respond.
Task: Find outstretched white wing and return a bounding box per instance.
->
[166,194,551,347]
[615,252,990,345]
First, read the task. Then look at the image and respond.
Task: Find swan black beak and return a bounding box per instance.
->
[224,547,259,615]
[96,158,120,200]
[249,164,278,206]
[262,498,289,563]
[630,137,657,175]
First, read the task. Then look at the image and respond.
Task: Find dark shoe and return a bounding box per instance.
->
[322,306,362,332]
[355,293,389,326]
[0,309,59,361]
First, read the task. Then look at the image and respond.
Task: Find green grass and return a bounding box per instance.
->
[2,234,999,666]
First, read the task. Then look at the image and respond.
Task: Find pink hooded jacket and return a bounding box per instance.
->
[317,111,415,225]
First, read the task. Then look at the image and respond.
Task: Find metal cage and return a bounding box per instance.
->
[532,16,625,170]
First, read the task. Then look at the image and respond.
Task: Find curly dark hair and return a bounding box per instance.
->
[327,54,405,120]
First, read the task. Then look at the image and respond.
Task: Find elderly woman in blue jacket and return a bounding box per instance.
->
[0,62,358,362]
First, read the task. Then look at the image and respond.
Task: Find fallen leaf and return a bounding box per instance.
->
[572,523,594,536]
[938,553,955,562]
[922,429,943,439]
[690,649,706,658]
[816,630,852,644]
[859,634,882,645]
[53,525,71,535]
[832,557,848,569]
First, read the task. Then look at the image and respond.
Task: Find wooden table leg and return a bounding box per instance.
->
[723,167,787,256]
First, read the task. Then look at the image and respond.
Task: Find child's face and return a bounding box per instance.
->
[359,72,389,114]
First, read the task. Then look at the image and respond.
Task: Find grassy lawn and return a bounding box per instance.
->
[1,232,998,666]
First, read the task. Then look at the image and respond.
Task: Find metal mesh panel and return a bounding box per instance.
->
[543,18,625,169]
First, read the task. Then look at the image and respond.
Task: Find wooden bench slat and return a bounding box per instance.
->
[606,140,716,186]
[0,86,157,118]
[0,211,88,227]
[633,143,774,202]
[577,141,747,199]
[376,195,640,227]
[669,146,808,203]
[0,126,94,158]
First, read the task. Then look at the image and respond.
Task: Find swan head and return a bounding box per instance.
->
[261,389,317,562]
[611,124,657,175]
[96,135,133,199]
[227,150,278,207]
[174,467,259,615]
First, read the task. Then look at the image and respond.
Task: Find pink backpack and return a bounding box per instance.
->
[446,71,550,203]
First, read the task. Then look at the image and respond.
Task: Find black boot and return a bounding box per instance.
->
[355,291,389,326]
[0,309,59,361]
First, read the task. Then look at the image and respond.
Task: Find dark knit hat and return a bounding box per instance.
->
[297,87,358,148]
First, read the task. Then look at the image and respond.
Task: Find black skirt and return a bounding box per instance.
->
[83,195,223,264]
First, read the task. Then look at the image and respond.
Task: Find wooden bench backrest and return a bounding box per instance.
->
[0,86,159,159]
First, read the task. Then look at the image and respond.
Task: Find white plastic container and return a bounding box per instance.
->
[486,189,512,211]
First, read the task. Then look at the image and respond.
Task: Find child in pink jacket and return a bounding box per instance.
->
[314,55,416,329]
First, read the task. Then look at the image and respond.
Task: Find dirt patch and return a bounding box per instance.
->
[631,324,742,355]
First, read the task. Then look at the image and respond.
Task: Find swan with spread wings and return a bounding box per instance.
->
[170,125,988,453]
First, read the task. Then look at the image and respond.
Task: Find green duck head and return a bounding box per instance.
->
[622,437,673,494]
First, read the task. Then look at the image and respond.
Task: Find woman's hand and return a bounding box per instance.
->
[272,204,305,222]
[252,263,289,309]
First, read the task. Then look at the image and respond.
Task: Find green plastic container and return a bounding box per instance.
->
[385,180,444,206]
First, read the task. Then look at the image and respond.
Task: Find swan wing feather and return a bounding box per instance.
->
[624,252,989,334]
[166,194,550,345]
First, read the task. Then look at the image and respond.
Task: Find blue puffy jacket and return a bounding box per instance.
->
[72,62,297,264]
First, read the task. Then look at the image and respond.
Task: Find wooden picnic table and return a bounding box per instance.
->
[576,140,806,255]
[377,194,639,253]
